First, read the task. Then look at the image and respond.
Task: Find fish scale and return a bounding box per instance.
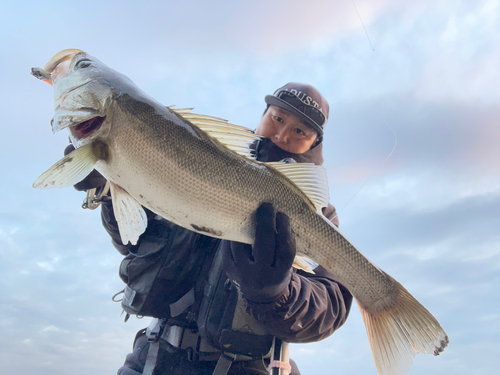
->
[32,49,448,375]
[103,94,313,245]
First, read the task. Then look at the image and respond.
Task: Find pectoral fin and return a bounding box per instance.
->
[109,182,147,246]
[33,143,99,189]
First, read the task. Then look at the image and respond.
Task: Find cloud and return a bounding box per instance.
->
[343,191,500,253]
[40,325,60,333]
[479,314,500,322]
[219,0,390,56]
[411,1,500,103]
[323,94,500,220]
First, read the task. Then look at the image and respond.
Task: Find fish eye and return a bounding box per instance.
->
[76,60,91,69]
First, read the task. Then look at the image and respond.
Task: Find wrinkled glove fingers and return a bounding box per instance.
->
[230,241,254,264]
[274,212,296,268]
[253,202,276,266]
[221,240,252,272]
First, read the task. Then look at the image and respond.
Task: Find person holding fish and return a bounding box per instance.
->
[64,82,353,375]
[34,49,448,375]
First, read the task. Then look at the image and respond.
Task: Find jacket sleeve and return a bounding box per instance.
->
[246,204,352,343]
[246,266,352,343]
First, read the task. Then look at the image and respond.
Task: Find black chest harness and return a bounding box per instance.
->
[122,240,285,375]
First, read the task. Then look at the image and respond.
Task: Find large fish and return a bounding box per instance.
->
[31,49,448,375]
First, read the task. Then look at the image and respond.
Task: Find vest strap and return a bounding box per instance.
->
[170,288,195,317]
[212,352,237,375]
[143,321,163,375]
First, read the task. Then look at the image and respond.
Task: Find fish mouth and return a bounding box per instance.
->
[70,116,105,140]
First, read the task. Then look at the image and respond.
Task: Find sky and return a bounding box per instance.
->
[1,0,499,374]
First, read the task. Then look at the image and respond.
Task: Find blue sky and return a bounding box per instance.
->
[1,1,499,374]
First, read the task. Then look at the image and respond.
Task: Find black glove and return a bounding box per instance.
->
[64,144,107,191]
[222,202,296,303]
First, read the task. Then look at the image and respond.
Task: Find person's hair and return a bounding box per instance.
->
[262,105,270,117]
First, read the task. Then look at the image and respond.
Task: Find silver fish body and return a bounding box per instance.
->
[32,50,448,375]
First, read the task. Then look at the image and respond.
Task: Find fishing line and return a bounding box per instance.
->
[351,0,375,51]
[333,112,398,220]
[330,1,398,221]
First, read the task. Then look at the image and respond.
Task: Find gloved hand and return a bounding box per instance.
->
[222,202,296,303]
[64,144,107,191]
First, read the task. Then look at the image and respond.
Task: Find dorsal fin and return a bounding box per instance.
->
[168,106,329,211]
[169,106,260,160]
[265,162,330,212]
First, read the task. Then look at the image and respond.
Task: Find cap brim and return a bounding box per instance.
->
[265,95,324,136]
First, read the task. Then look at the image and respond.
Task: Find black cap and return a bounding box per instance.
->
[265,82,329,136]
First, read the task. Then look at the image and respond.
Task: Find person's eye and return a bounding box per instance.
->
[294,128,305,135]
[273,116,284,123]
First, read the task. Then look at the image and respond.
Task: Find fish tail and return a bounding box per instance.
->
[357,277,449,375]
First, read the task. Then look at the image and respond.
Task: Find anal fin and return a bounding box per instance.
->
[292,254,318,274]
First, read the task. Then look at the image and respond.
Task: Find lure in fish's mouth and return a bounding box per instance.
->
[71,116,105,140]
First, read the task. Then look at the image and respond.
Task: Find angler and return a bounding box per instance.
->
[77,82,349,375]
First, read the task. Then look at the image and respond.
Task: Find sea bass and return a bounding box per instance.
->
[31,49,448,375]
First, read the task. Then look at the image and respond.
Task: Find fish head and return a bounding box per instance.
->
[32,49,118,148]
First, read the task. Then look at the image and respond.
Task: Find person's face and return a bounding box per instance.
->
[255,105,318,154]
